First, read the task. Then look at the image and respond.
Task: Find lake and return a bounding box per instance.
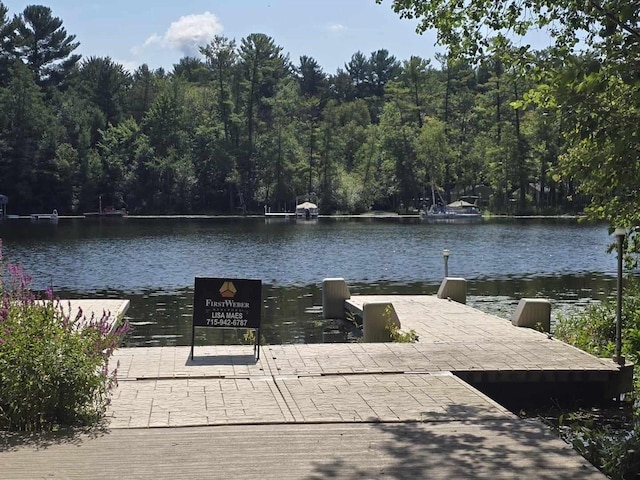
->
[0,216,618,347]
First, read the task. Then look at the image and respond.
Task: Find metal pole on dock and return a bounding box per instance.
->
[443,249,450,277]
[614,227,626,365]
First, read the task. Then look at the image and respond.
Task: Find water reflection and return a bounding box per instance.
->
[50,274,615,347]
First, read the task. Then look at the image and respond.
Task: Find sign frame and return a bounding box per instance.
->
[191,277,262,361]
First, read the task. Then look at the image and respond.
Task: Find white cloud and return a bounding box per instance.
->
[133,12,223,58]
[164,12,223,55]
[327,23,347,35]
[130,34,162,56]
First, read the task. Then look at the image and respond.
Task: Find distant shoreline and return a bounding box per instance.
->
[4,212,589,220]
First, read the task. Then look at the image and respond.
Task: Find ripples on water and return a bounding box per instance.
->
[0,217,618,346]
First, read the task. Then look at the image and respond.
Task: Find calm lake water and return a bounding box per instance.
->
[0,216,619,347]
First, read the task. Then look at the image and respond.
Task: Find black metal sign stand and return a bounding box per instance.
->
[190,326,260,361]
[190,277,262,361]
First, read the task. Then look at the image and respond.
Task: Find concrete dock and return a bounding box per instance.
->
[2,295,618,479]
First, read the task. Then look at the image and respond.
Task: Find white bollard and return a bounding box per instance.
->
[322,278,350,319]
[437,277,467,304]
[511,298,551,333]
[362,301,400,342]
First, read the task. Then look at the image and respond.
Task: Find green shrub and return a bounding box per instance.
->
[555,277,640,388]
[384,308,418,343]
[0,255,128,431]
[554,302,616,358]
[551,408,640,480]
[386,322,419,343]
[554,277,640,479]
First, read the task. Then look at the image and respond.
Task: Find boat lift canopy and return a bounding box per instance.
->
[296,201,318,210]
[447,200,476,208]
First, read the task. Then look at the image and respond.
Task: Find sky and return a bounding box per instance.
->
[2,0,449,74]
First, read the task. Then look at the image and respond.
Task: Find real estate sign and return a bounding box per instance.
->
[191,277,262,359]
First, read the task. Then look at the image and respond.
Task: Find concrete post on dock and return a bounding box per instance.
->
[362,301,400,342]
[437,277,467,304]
[511,298,551,333]
[322,278,351,319]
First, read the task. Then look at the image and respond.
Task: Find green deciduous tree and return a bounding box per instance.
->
[378,101,419,210]
[140,80,194,212]
[414,116,451,204]
[258,79,303,209]
[0,61,57,212]
[352,124,394,211]
[2,2,622,216]
[96,118,141,209]
[522,108,562,211]
[50,142,80,211]
[378,0,640,225]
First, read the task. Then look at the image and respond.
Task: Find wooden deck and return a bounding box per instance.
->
[346,295,627,389]
[1,421,603,479]
[37,298,130,332]
[1,295,616,479]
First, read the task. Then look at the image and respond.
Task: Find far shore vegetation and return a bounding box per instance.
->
[0,3,597,218]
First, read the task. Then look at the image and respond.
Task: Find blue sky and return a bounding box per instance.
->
[3,0,448,73]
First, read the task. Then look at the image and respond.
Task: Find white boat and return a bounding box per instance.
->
[295,194,319,220]
[420,199,482,223]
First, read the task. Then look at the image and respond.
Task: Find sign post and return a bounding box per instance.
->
[191,277,262,360]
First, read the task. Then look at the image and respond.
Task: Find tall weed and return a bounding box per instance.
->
[0,242,129,431]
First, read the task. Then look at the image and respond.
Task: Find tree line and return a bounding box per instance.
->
[0,3,577,215]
